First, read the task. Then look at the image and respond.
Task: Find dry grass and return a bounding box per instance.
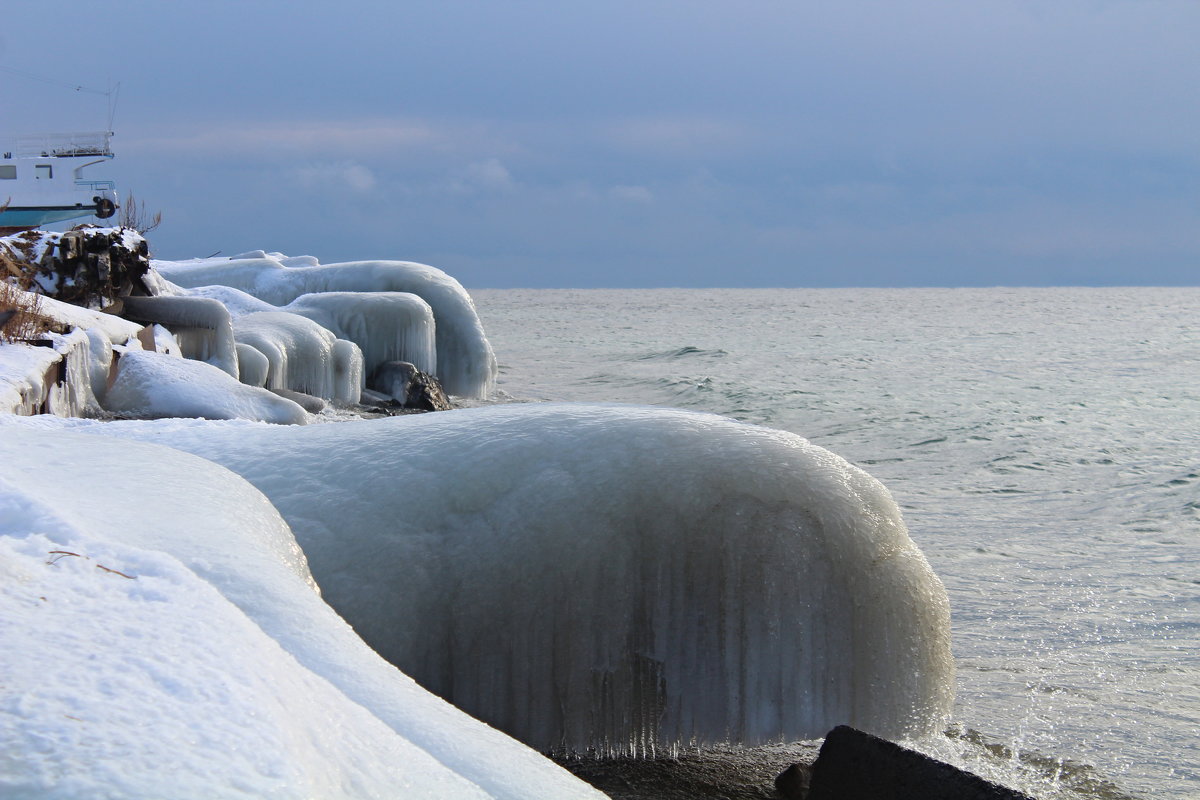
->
[117,190,162,234]
[0,277,55,343]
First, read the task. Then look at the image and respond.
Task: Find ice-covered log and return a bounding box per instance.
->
[91,404,955,754]
[102,349,309,424]
[232,311,362,403]
[120,295,239,377]
[0,426,603,800]
[154,256,496,398]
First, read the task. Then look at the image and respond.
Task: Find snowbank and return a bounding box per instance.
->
[0,424,606,800]
[46,404,955,754]
[103,349,310,424]
[154,255,497,398]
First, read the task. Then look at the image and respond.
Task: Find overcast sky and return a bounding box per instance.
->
[2,1,1197,287]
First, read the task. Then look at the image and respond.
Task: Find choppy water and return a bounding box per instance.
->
[471,287,1200,800]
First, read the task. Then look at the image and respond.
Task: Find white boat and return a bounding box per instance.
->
[0,131,118,230]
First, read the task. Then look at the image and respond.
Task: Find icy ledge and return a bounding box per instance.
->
[32,403,956,755]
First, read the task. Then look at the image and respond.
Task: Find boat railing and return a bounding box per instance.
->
[75,179,116,193]
[10,131,114,158]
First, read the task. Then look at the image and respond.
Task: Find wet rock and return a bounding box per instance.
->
[803,726,1035,800]
[774,761,812,799]
[369,360,451,411]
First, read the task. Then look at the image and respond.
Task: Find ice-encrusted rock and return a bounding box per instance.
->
[79,403,956,754]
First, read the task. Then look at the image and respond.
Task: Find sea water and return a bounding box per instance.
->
[471,287,1200,800]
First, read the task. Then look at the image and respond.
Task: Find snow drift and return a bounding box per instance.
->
[103,349,311,424]
[0,424,605,800]
[154,255,496,398]
[72,403,955,754]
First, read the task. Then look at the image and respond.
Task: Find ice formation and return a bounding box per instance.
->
[0,328,98,417]
[235,342,270,387]
[120,295,240,377]
[78,403,955,754]
[103,349,310,425]
[232,311,363,404]
[285,291,438,378]
[154,255,497,398]
[0,424,605,800]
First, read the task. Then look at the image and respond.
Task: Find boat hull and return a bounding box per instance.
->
[0,204,108,228]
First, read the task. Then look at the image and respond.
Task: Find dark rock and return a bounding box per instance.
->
[369,361,451,412]
[805,726,1035,800]
[774,761,812,799]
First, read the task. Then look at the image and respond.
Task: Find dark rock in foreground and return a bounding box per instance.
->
[802,726,1036,800]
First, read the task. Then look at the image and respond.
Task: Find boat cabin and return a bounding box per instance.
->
[0,131,118,231]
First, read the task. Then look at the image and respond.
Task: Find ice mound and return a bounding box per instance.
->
[0,425,605,800]
[232,311,363,403]
[83,403,955,753]
[103,349,310,424]
[155,255,497,398]
[285,291,438,378]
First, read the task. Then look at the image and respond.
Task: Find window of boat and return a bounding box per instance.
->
[35,164,52,180]
[0,165,15,179]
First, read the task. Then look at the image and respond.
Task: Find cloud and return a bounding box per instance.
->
[598,116,758,158]
[608,185,653,203]
[289,161,376,193]
[447,158,515,193]
[128,119,446,160]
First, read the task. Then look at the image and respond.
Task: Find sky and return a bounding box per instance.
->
[1,0,1197,288]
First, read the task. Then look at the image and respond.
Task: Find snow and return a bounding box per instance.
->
[182,284,278,317]
[154,255,497,398]
[24,291,143,345]
[2,244,956,793]
[102,349,310,425]
[28,404,955,754]
[0,425,606,800]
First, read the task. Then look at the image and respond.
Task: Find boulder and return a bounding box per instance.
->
[369,360,451,411]
[800,726,1035,800]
